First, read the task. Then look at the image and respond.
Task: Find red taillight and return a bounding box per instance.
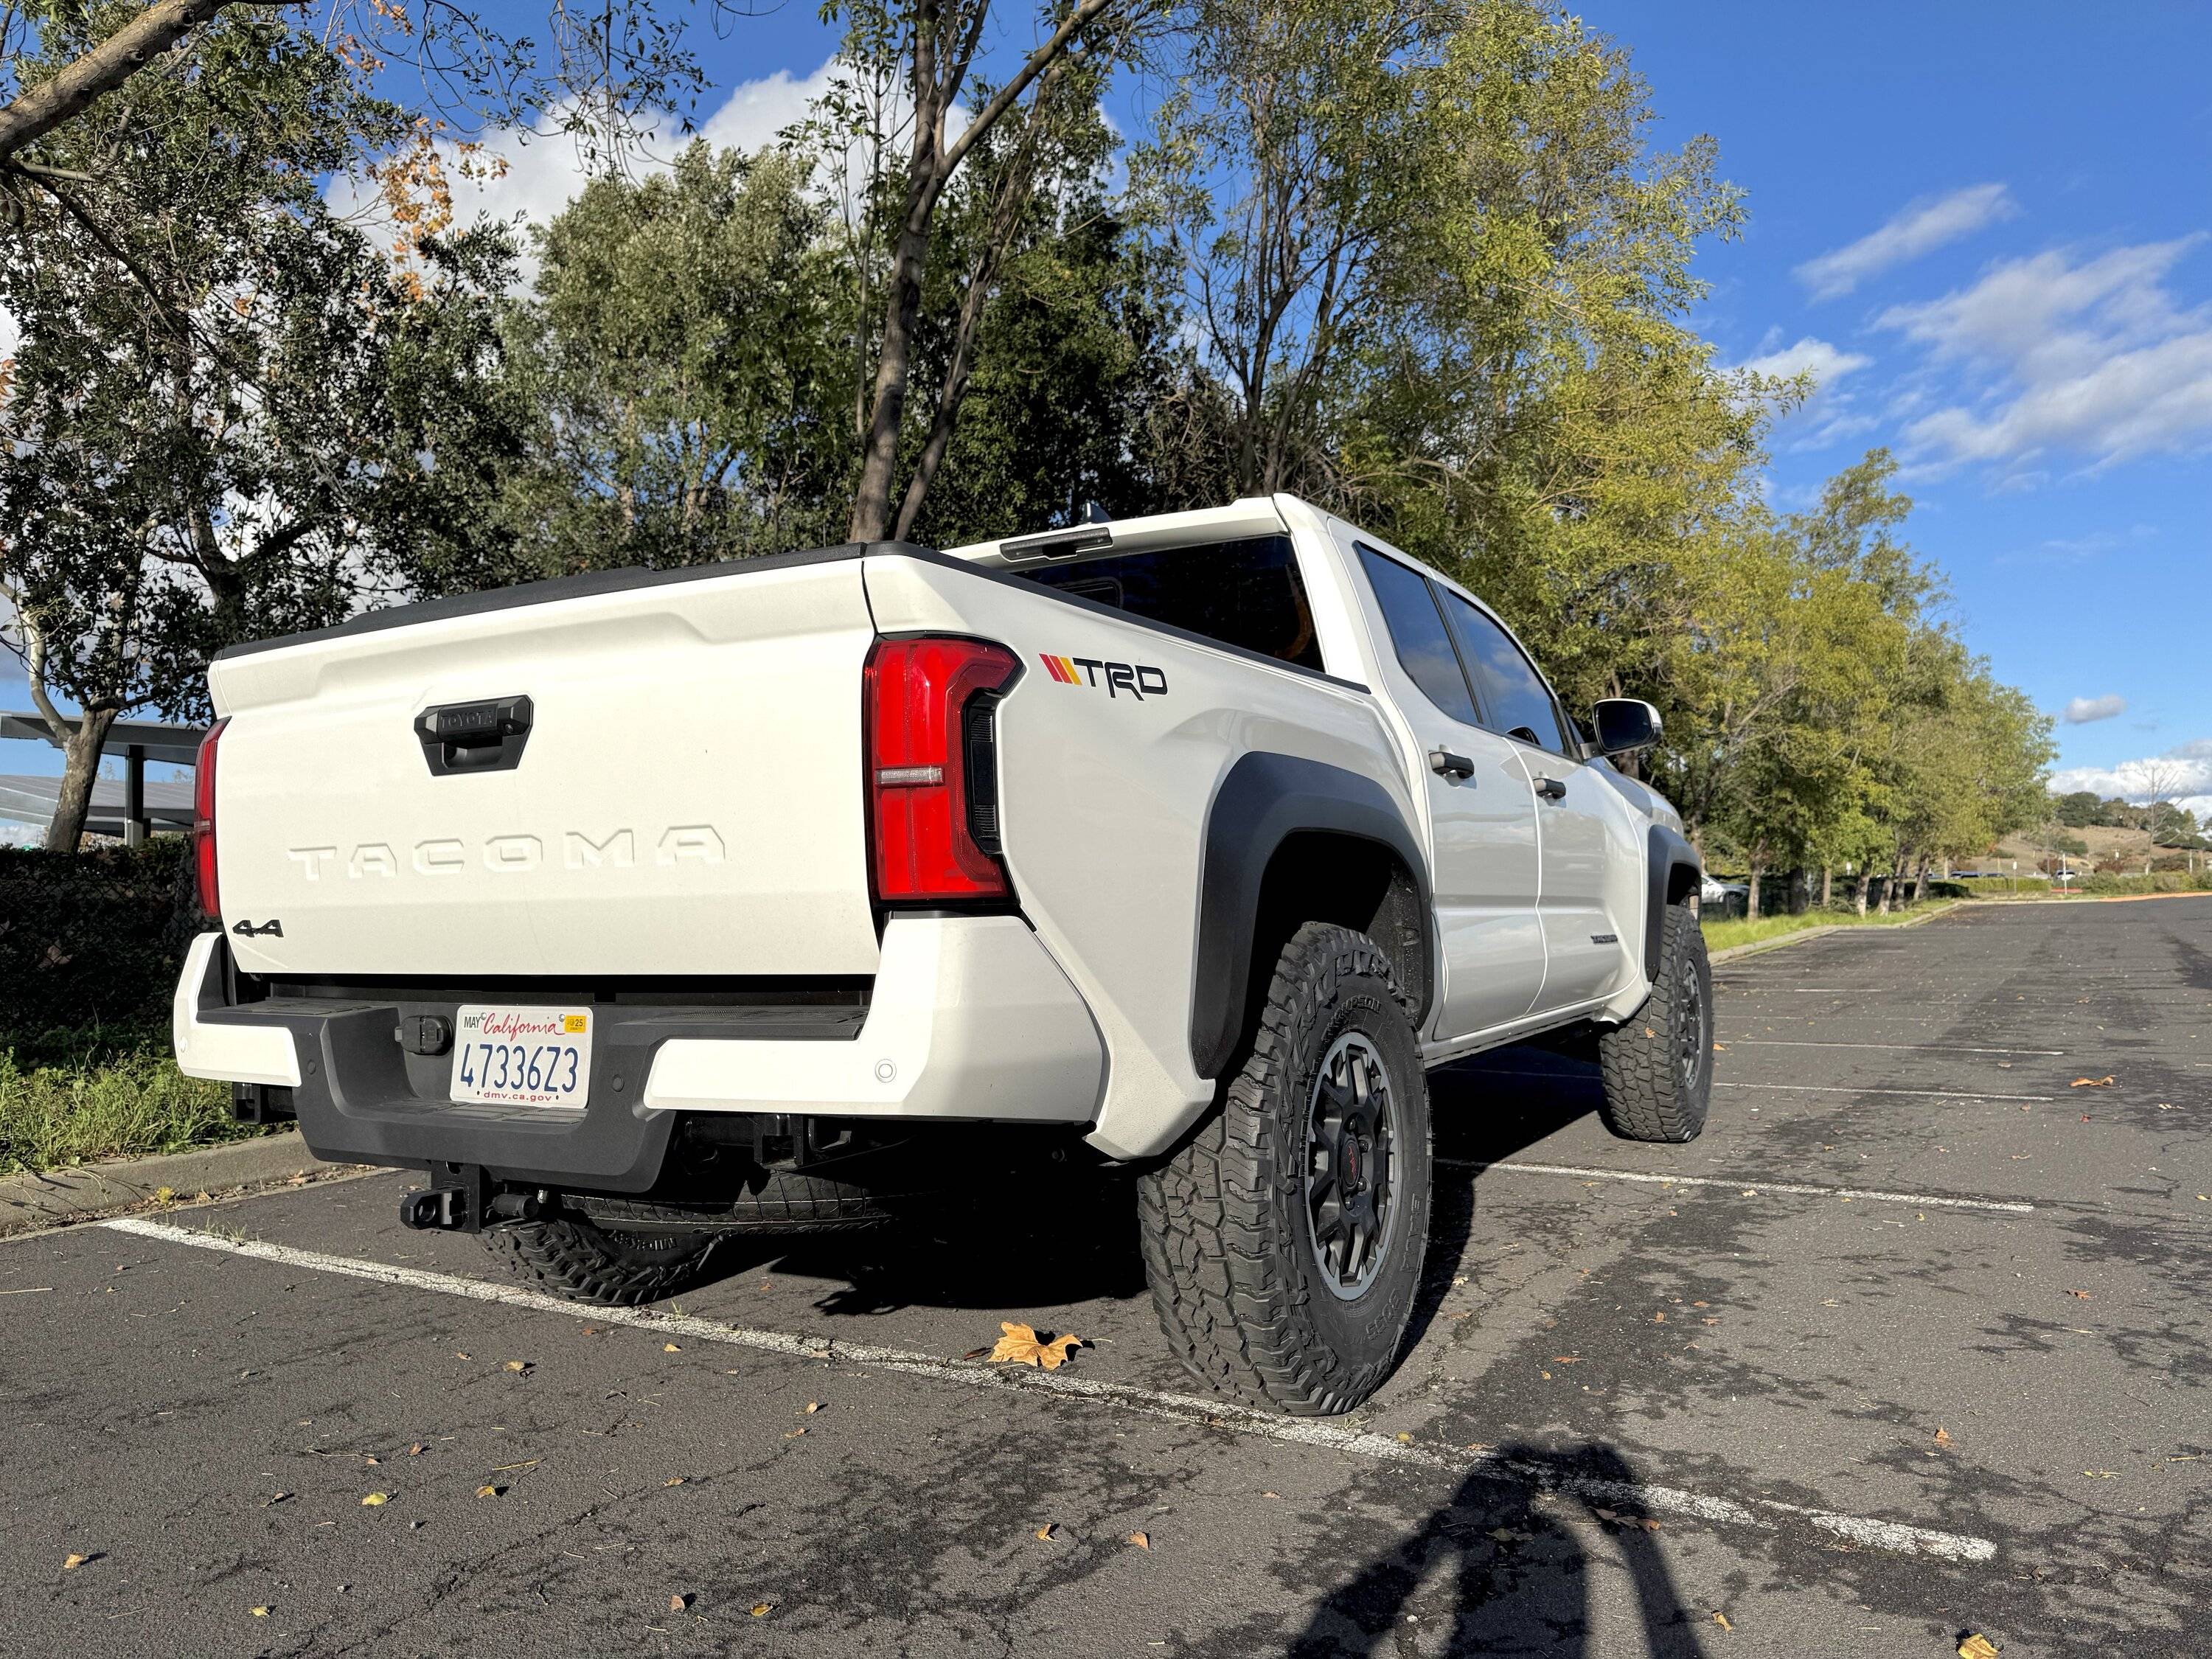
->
[864,636,1020,902]
[192,717,228,919]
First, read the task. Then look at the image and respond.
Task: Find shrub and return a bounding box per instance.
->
[0,841,204,1064]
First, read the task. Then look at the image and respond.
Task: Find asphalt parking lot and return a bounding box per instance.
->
[4,897,2208,1658]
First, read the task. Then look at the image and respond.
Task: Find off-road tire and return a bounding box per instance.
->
[1596,902,1712,1143]
[1138,922,1431,1417]
[484,1211,723,1306]
[580,1171,896,1234]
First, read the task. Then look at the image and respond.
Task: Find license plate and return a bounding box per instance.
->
[450,1006,594,1110]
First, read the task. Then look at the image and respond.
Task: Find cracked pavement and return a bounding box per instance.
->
[2,896,2208,1655]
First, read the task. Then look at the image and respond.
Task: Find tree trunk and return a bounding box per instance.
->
[1854,875,1867,917]
[43,708,120,852]
[849,204,936,543]
[1820,865,1832,908]
[1746,866,1761,922]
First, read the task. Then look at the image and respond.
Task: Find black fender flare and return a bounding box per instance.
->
[1189,751,1433,1079]
[1645,824,1702,982]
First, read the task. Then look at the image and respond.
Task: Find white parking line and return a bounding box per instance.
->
[97,1216,1998,1565]
[1728,1040,2067,1057]
[1444,1158,2036,1214]
[1717,1081,2055,1102]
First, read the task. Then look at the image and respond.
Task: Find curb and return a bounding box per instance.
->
[1707,900,1966,966]
[0,1130,367,1236]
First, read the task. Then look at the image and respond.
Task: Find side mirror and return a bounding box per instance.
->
[1588,698,1662,758]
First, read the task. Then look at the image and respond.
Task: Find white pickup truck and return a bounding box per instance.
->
[173,495,1709,1415]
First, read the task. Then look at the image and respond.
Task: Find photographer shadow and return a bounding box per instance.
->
[1289,1443,1711,1658]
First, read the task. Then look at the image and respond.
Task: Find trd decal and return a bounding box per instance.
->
[1038,653,1169,699]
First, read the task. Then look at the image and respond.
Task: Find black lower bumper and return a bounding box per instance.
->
[195,971,866,1194]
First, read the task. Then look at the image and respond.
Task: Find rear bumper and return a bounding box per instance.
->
[172,916,1106,1192]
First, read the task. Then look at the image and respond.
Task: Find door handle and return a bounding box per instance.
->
[1533,774,1568,801]
[1428,748,1475,781]
[415,695,535,776]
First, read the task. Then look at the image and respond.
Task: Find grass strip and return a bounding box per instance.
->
[1700,901,1954,956]
[0,1048,262,1177]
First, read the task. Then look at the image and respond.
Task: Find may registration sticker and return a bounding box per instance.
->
[451,1006,594,1110]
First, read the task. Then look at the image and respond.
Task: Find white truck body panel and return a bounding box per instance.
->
[207,558,883,978]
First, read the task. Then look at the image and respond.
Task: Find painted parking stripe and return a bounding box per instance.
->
[98,1216,1997,1565]
[1717,1081,2056,1102]
[1461,1068,2056,1104]
[1727,1040,2067,1057]
[1445,1158,2036,1214]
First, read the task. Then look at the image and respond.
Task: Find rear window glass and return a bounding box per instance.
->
[1356,546,1478,726]
[1015,535,1324,671]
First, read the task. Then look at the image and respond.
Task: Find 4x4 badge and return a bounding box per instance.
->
[232,918,284,938]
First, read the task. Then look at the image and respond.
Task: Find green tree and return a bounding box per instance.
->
[0,13,524,847]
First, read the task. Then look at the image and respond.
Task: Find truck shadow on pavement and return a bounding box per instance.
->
[1284,1443,1712,1658]
[674,1043,1604,1333]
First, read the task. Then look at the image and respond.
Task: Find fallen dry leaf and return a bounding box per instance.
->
[804,1401,824,1414]
[504,1360,528,1373]
[1394,1432,1413,1444]
[2066,1289,2092,1299]
[664,1343,681,1354]
[990,1322,1083,1370]
[1714,1611,1732,1630]
[407,1444,424,1456]
[663,1477,686,1487]
[1958,1636,2000,1659]
[669,1593,692,1612]
[1127,1531,1150,1549]
[1034,1524,1060,1541]
[1934,1427,1952,1447]
[361,1493,389,1506]
[783,1427,807,1439]
[62,1554,88,1571]
[750,1603,773,1618]
[2069,1076,2115,1088]
[476,1485,503,1499]
[251,1607,270,1618]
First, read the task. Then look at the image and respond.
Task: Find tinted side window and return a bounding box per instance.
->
[1016,535,1323,670]
[1441,592,1568,752]
[1357,548,1478,726]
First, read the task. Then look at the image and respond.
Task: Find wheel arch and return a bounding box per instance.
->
[1191,751,1434,1079]
[1646,824,1703,982]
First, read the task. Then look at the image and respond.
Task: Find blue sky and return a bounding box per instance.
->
[7,1,2208,810]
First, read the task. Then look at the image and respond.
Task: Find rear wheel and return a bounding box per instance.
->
[1138,922,1431,1416]
[1595,903,1712,1143]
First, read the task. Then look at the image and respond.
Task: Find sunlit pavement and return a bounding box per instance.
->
[3,897,2208,1656]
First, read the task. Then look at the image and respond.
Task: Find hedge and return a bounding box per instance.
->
[0,840,205,1062]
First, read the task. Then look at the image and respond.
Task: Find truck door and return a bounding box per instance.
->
[1350,544,1548,1037]
[1436,590,1640,1012]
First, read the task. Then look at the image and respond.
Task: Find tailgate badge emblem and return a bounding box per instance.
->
[232,917,285,938]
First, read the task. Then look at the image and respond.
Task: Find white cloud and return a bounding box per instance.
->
[326,60,841,283]
[1736,335,1871,386]
[2062,694,2126,724]
[1795,184,2018,301]
[2050,737,2212,802]
[1876,237,2212,472]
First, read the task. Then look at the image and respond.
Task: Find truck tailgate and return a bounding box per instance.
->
[208,557,881,978]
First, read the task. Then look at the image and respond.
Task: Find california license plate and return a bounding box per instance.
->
[450,1006,594,1110]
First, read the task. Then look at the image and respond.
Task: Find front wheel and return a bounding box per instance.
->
[1138,922,1431,1416]
[1595,902,1713,1143]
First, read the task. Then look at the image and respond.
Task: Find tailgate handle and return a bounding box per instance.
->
[415,695,534,776]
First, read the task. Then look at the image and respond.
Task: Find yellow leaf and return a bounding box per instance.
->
[1034,1523,1059,1541]
[664,1477,686,1487]
[1394,1432,1413,1444]
[154,1186,175,1206]
[476,1485,502,1498]
[361,1492,389,1506]
[750,1603,773,1618]
[1958,1636,2000,1659]
[1714,1612,1731,1631]
[664,1343,681,1353]
[1127,1531,1150,1548]
[2069,1075,2114,1088]
[989,1322,1083,1370]
[804,1401,824,1414]
[62,1554,88,1571]
[1934,1427,1952,1446]
[504,1360,528,1372]
[251,1607,270,1618]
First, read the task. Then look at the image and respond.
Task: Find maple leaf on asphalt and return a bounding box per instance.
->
[989,1322,1083,1370]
